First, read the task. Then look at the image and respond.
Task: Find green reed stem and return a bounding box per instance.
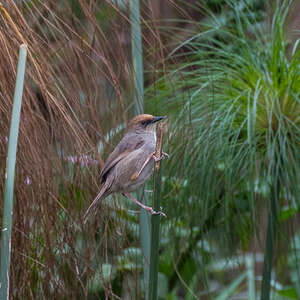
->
[148,123,164,300]
[130,0,151,296]
[0,44,27,300]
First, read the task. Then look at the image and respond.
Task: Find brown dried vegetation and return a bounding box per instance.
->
[0,1,143,298]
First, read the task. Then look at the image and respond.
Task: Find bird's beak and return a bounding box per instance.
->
[152,116,164,123]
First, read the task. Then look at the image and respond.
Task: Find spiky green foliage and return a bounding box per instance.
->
[146,0,300,297]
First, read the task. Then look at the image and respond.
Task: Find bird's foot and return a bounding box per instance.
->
[122,193,167,217]
[154,210,167,218]
[145,206,167,218]
[162,151,169,159]
[153,152,169,162]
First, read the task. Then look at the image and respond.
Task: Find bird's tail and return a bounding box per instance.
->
[83,186,107,224]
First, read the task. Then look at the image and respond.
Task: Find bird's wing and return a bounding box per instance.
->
[100,132,145,183]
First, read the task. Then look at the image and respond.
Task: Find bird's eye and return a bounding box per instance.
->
[141,121,148,126]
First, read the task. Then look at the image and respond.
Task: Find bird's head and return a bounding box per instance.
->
[128,114,164,132]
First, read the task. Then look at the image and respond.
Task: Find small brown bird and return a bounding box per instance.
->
[83,114,167,223]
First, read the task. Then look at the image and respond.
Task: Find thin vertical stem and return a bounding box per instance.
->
[261,180,279,300]
[0,44,27,300]
[246,255,255,300]
[130,0,144,115]
[148,123,164,300]
[138,189,151,292]
[130,0,150,295]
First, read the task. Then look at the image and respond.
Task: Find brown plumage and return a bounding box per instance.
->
[83,114,167,223]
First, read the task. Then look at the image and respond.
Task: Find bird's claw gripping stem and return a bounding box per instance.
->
[153,210,167,218]
[144,206,167,217]
[153,151,169,162]
[122,192,166,217]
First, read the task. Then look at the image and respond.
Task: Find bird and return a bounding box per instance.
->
[83,114,168,223]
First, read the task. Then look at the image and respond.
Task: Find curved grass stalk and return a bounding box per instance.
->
[0,2,26,44]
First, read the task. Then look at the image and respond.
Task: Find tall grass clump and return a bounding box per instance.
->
[0,0,163,298]
[145,0,300,297]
